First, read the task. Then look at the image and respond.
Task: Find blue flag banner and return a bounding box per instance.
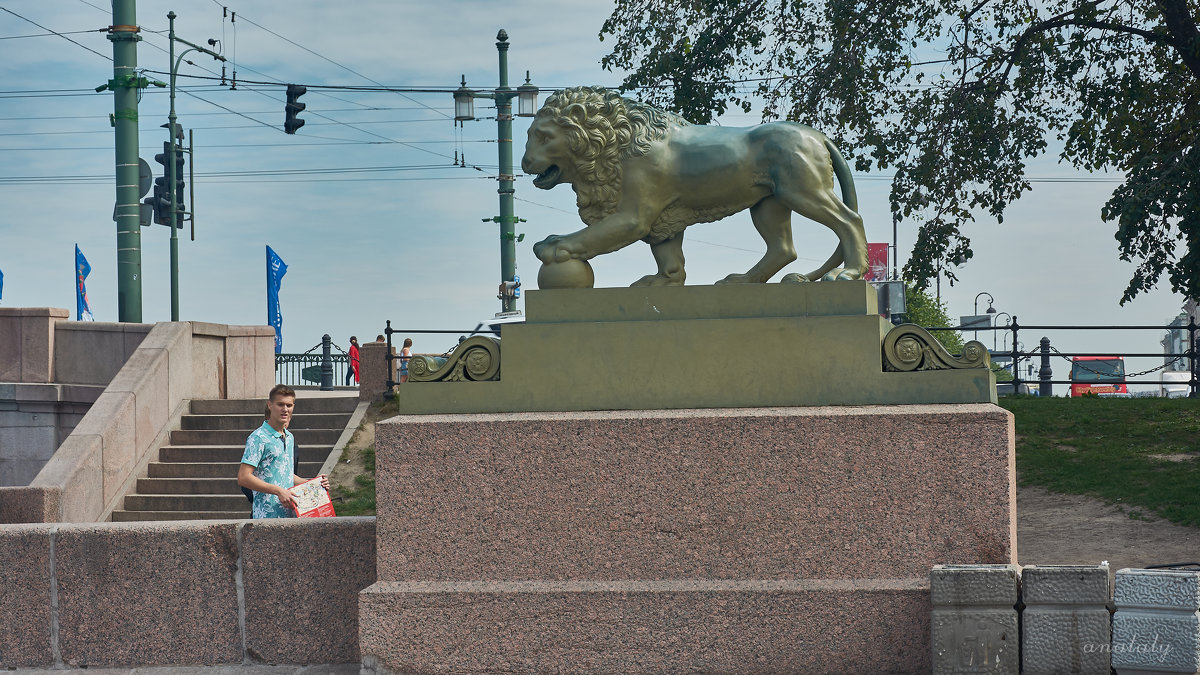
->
[0,266,4,303]
[75,244,94,321]
[266,245,288,354]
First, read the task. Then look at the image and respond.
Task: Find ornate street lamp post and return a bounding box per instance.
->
[454,30,538,314]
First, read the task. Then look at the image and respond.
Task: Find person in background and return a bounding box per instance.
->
[400,337,413,383]
[346,336,360,386]
[238,384,329,518]
[375,334,385,343]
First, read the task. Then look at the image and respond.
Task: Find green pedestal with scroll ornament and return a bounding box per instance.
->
[393,280,994,414]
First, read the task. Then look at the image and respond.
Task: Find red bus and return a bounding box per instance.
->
[1070,356,1128,397]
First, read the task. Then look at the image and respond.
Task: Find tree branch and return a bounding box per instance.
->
[1153,0,1200,79]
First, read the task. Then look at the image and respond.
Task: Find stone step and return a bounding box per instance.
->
[124,494,251,511]
[159,446,332,463]
[147,461,324,478]
[190,396,359,416]
[170,428,343,446]
[137,478,245,495]
[111,510,249,522]
[180,413,351,431]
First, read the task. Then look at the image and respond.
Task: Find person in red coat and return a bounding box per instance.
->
[346,336,360,385]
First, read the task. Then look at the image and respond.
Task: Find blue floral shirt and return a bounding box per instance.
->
[241,421,296,518]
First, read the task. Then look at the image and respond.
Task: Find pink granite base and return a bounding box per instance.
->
[361,581,931,674]
[365,404,1014,670]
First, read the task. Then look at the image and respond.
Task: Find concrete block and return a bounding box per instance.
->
[190,334,225,400]
[0,524,54,667]
[1113,568,1200,673]
[29,434,102,522]
[105,348,169,459]
[54,521,241,667]
[52,322,129,385]
[358,342,394,401]
[0,486,61,523]
[1022,564,1112,674]
[0,425,58,460]
[930,564,1020,674]
[224,333,256,399]
[71,392,136,506]
[360,580,931,674]
[242,517,376,664]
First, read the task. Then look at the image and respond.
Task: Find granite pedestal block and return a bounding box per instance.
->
[362,403,1016,673]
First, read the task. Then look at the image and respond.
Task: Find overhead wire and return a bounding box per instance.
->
[0,7,111,61]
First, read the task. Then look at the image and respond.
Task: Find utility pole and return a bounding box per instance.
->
[164,11,223,321]
[107,1,142,322]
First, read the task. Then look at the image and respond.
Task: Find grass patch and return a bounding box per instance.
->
[334,445,375,516]
[1000,396,1200,526]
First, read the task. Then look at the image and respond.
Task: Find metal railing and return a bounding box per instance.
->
[928,316,1200,397]
[274,334,354,389]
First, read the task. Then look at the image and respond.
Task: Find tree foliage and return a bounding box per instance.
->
[599,0,1200,303]
[901,284,966,353]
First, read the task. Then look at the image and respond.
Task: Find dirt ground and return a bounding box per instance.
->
[328,411,375,494]
[1018,485,1200,571]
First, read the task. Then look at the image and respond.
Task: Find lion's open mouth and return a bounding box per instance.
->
[532,164,561,189]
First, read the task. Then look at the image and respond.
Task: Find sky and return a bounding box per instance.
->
[0,0,1191,391]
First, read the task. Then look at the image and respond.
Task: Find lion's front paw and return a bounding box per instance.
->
[533,235,578,264]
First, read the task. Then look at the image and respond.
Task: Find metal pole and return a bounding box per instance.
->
[1189,315,1198,398]
[320,334,333,391]
[109,0,142,322]
[1010,316,1021,393]
[167,12,180,321]
[496,30,516,314]
[1039,336,1053,397]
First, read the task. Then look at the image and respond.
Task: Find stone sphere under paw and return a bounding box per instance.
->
[538,259,595,289]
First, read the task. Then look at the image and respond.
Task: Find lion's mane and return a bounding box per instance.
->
[535,86,690,225]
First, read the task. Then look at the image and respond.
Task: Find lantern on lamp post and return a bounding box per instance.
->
[453,30,538,314]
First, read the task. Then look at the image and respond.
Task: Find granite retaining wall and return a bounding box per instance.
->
[0,516,376,669]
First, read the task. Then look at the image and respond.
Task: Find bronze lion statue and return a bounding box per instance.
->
[520,86,868,286]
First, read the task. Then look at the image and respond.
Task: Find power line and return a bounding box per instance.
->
[0,7,111,61]
[207,1,450,119]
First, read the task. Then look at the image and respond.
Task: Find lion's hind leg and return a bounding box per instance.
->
[631,233,687,287]
[716,196,797,284]
[776,186,867,281]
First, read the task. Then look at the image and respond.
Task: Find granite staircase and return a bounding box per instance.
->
[111,395,358,521]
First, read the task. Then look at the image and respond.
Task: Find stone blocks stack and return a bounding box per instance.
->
[931,564,1020,674]
[1021,564,1111,674]
[1113,567,1200,673]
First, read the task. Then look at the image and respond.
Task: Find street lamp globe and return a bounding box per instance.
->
[453,75,475,121]
[516,71,539,117]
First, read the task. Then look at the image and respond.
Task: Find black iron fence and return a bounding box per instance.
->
[274,335,353,388]
[928,316,1200,398]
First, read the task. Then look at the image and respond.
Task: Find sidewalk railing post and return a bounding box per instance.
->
[1010,317,1021,393]
[320,333,333,391]
[1189,316,1198,399]
[1039,336,1052,397]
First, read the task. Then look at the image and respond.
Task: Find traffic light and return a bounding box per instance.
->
[284,84,306,134]
[150,140,185,228]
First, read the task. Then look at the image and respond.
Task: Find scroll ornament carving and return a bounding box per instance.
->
[882,324,990,372]
[408,336,501,382]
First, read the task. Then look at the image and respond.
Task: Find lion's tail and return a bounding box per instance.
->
[799,137,860,281]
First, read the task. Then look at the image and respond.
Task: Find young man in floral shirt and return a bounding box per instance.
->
[237,384,329,518]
